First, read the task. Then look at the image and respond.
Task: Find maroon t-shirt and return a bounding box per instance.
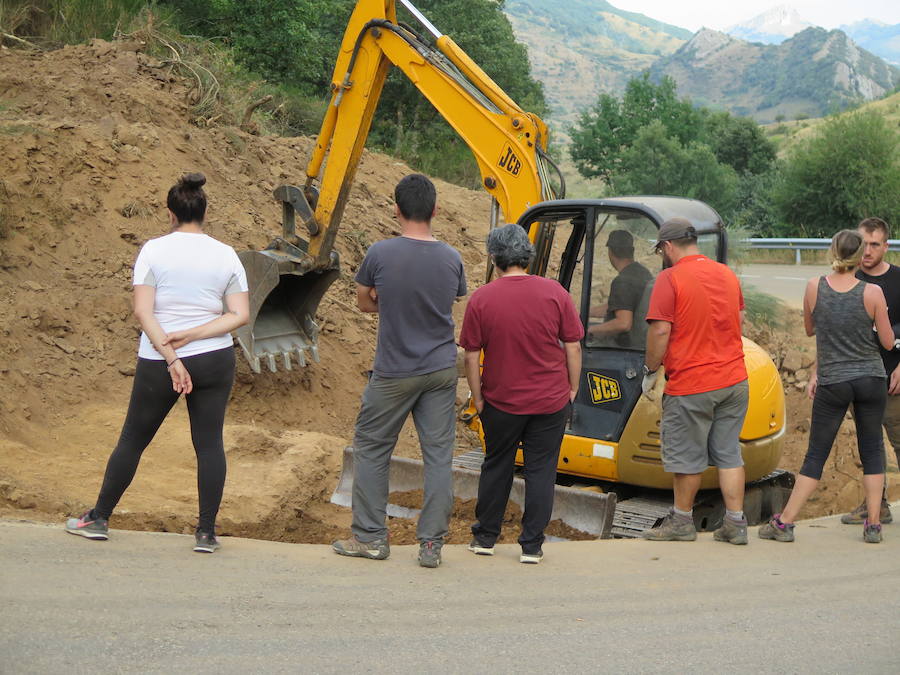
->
[459,275,584,415]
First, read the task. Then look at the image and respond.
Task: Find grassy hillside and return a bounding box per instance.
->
[765,90,900,157]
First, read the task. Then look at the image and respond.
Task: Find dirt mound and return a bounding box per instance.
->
[0,41,894,541]
[0,40,488,537]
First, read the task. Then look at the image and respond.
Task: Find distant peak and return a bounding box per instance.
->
[726,4,813,43]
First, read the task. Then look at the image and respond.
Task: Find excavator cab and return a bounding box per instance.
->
[525,197,731,450]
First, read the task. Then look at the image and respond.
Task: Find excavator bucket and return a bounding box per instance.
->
[235,185,340,373]
[331,447,618,539]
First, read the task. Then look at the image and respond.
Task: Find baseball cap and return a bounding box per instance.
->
[606,229,634,248]
[653,217,697,251]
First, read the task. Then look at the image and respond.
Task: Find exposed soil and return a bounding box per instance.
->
[0,41,895,544]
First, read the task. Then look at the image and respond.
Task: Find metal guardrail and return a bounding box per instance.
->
[744,238,900,265]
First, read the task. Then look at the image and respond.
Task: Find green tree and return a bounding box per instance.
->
[774,111,900,236]
[612,121,738,215]
[569,73,701,183]
[703,111,776,176]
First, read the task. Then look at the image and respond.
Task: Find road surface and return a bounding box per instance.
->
[2,512,898,674]
[737,264,829,309]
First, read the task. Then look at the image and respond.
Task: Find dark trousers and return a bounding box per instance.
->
[471,401,569,554]
[802,376,886,480]
[94,346,235,532]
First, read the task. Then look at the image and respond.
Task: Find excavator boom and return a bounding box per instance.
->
[236,0,559,373]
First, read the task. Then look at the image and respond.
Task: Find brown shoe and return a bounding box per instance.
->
[840,500,892,525]
[643,510,697,541]
[332,534,390,560]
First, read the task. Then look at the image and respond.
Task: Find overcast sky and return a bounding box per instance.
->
[615,1,900,32]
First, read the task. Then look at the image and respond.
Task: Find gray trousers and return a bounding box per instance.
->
[351,366,457,543]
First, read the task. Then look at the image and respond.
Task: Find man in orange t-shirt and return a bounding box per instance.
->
[641,218,750,545]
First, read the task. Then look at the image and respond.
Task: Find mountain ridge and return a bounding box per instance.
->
[649,26,899,122]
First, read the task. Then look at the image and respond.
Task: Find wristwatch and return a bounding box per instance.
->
[642,364,657,376]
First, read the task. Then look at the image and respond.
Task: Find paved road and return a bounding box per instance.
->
[2,513,898,674]
[737,264,829,308]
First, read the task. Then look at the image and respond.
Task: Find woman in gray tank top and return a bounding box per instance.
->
[760,230,893,544]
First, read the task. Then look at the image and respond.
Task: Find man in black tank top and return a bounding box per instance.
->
[843,217,900,524]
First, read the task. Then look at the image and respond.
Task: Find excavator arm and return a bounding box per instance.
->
[236,0,562,372]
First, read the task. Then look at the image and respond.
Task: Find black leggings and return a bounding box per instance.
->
[94,346,235,532]
[801,375,886,480]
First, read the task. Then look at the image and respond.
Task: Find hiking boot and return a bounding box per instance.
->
[193,531,220,553]
[65,511,109,540]
[519,550,544,564]
[418,540,443,568]
[467,539,495,556]
[864,521,883,544]
[840,500,892,525]
[713,516,749,545]
[332,534,390,560]
[758,514,795,542]
[643,510,697,541]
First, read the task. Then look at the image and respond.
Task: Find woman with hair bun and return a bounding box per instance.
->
[65,173,249,553]
[760,229,893,544]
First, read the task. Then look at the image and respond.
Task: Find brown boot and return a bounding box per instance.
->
[840,500,892,525]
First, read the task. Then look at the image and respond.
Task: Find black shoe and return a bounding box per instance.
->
[193,531,220,553]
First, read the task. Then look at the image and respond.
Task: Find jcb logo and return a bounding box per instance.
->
[587,372,621,405]
[498,144,521,176]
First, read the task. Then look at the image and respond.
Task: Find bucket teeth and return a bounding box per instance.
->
[282,351,292,370]
[266,353,278,372]
[295,348,307,368]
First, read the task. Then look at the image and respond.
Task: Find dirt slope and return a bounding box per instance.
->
[0,41,893,543]
[0,40,491,541]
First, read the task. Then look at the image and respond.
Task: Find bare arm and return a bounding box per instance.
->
[803,278,818,337]
[133,285,179,364]
[464,350,483,413]
[133,285,191,394]
[866,284,895,351]
[356,283,379,313]
[162,292,250,350]
[564,341,582,403]
[644,320,672,372]
[588,309,633,336]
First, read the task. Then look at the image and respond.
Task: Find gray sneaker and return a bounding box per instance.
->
[332,535,390,560]
[841,500,892,525]
[643,510,697,541]
[758,515,795,542]
[193,531,220,553]
[65,511,109,540]
[864,521,883,544]
[418,540,443,568]
[714,517,749,545]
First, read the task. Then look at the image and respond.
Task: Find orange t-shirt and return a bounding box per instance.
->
[646,254,747,395]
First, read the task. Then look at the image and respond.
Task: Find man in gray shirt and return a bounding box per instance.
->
[332,174,466,568]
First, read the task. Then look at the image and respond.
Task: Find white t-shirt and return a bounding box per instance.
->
[132,231,248,360]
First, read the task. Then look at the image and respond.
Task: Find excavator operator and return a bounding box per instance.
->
[588,229,653,347]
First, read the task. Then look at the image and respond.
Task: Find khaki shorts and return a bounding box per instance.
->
[660,380,749,474]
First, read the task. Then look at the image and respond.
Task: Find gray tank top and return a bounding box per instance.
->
[813,277,885,385]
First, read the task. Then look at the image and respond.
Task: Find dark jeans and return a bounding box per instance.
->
[471,401,569,554]
[801,375,886,480]
[94,346,235,532]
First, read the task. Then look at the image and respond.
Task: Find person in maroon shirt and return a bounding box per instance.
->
[460,224,584,564]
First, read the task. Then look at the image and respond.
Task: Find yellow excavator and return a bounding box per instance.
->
[240,0,790,536]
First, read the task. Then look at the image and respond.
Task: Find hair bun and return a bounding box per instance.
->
[180,172,206,189]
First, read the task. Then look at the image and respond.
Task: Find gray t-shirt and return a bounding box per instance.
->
[356,237,466,377]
